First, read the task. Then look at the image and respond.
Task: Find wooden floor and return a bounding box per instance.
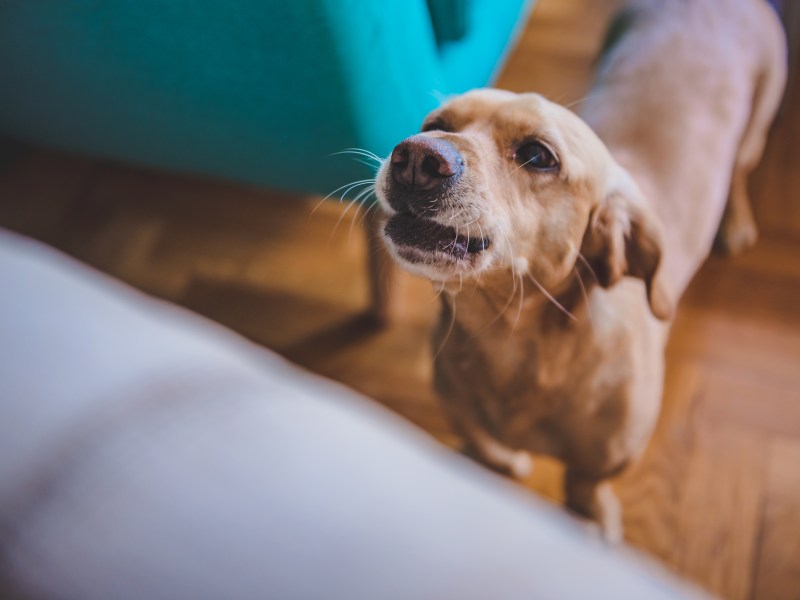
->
[1,1,799,598]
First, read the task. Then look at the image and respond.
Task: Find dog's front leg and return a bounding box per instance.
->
[444,405,533,480]
[435,352,533,479]
[564,469,623,543]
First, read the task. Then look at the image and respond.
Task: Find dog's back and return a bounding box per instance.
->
[581,0,786,295]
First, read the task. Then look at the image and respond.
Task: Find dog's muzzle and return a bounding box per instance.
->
[387,135,464,214]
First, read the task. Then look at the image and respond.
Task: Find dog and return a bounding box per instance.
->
[373,0,786,540]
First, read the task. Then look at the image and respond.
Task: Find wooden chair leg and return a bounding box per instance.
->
[364,206,398,325]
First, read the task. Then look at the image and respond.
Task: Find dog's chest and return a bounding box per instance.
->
[436,318,587,438]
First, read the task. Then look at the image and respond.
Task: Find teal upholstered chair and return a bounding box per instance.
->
[0,0,533,196]
[0,0,533,320]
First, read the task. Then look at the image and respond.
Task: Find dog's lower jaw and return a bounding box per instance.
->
[380,212,496,282]
[383,241,495,284]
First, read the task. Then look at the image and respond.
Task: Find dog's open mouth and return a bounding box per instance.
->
[384,213,491,264]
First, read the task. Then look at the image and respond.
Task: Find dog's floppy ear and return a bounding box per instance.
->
[580,168,673,320]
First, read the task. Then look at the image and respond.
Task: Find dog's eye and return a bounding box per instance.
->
[422,119,451,133]
[515,141,559,171]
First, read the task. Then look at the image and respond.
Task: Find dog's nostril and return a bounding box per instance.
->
[390,135,464,192]
[421,155,442,179]
[390,144,415,189]
[390,144,410,166]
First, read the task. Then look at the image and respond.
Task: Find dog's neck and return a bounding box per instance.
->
[438,263,596,339]
[434,264,609,397]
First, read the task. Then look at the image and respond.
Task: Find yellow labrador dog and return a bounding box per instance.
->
[374,0,785,539]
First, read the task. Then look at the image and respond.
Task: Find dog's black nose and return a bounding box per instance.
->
[390,135,464,192]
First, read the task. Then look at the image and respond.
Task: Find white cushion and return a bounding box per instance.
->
[0,229,704,599]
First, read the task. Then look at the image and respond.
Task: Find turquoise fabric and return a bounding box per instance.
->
[427,0,468,43]
[0,0,533,196]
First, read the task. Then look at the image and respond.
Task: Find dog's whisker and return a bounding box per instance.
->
[577,252,600,283]
[499,276,518,319]
[473,269,483,298]
[428,89,450,106]
[562,76,640,111]
[500,228,518,297]
[433,294,458,361]
[479,277,517,331]
[476,223,486,246]
[352,158,382,172]
[474,288,500,323]
[348,190,377,241]
[564,92,598,110]
[504,151,546,180]
[311,179,374,214]
[464,214,482,226]
[338,181,375,204]
[430,280,447,304]
[338,146,383,158]
[475,229,519,331]
[351,184,376,207]
[462,203,487,227]
[330,148,385,164]
[526,272,577,322]
[331,148,385,173]
[353,181,376,200]
[574,266,595,333]
[313,179,375,215]
[356,197,379,230]
[511,269,526,336]
[329,195,366,243]
[448,206,466,222]
[352,203,376,241]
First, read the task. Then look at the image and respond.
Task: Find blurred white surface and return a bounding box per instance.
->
[0,229,705,599]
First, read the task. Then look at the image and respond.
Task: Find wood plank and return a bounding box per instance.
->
[618,361,705,567]
[674,424,766,600]
[0,148,97,240]
[700,365,800,439]
[753,437,800,600]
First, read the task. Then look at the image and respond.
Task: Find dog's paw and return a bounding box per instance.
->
[508,450,534,479]
[599,513,624,545]
[461,443,533,480]
[715,212,758,256]
[566,480,624,544]
[595,485,624,544]
[573,513,623,545]
[572,511,623,545]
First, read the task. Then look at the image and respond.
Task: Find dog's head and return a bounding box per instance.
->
[375,89,672,319]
